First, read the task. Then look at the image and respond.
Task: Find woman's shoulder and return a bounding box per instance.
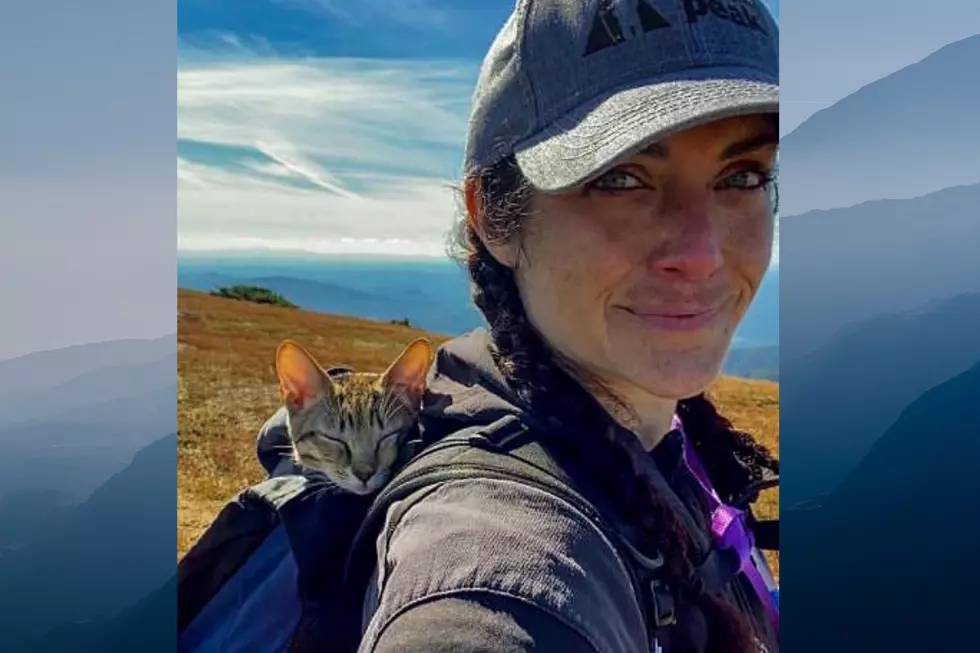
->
[360,475,647,653]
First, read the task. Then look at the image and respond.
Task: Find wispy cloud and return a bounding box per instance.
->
[178,42,477,255]
[178,157,459,256]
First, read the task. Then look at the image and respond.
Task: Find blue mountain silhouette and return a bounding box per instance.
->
[781,182,980,364]
[25,576,175,653]
[0,351,175,428]
[778,33,980,215]
[0,433,176,650]
[783,358,980,651]
[0,385,175,502]
[0,336,176,505]
[0,334,174,396]
[781,292,980,506]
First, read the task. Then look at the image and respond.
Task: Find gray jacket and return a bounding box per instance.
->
[355,329,777,653]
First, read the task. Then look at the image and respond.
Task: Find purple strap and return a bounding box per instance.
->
[673,416,779,635]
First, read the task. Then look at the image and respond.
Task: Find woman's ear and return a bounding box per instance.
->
[464,176,519,269]
[464,176,482,227]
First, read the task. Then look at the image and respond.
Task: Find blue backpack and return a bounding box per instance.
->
[177,405,778,653]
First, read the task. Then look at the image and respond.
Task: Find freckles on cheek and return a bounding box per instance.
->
[726,210,774,269]
[526,198,633,309]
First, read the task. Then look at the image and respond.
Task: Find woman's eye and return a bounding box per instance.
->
[587,169,646,192]
[722,169,773,190]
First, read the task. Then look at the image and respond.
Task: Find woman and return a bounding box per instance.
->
[353,1,780,651]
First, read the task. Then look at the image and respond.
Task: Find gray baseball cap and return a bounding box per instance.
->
[464,0,778,191]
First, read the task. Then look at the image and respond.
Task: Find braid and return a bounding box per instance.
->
[451,157,766,653]
[678,395,779,506]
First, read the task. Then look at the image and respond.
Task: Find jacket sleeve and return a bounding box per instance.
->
[369,593,596,653]
[357,477,648,653]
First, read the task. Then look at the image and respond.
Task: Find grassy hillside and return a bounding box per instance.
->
[177,288,779,577]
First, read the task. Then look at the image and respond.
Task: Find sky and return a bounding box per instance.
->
[177,0,782,261]
[2,1,175,359]
[177,1,510,258]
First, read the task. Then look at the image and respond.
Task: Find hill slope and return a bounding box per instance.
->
[778,33,980,215]
[0,334,175,396]
[783,358,980,650]
[781,292,980,505]
[25,576,176,653]
[177,289,780,574]
[0,433,176,650]
[780,183,980,361]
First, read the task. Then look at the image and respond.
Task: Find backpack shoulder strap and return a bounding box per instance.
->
[341,415,662,631]
[358,415,615,548]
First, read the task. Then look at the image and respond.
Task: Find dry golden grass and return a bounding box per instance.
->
[177,288,778,578]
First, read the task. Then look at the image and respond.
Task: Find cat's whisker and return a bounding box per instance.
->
[379,392,404,424]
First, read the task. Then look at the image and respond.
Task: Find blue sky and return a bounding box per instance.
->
[3,1,175,359]
[177,0,783,261]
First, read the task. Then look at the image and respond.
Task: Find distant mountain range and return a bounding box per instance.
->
[0,433,176,651]
[781,292,980,506]
[0,350,175,427]
[781,182,980,362]
[0,334,175,396]
[783,358,980,651]
[778,33,980,216]
[0,335,176,554]
[0,336,177,507]
[777,31,979,510]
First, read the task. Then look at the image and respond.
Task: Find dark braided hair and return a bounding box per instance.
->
[448,155,779,653]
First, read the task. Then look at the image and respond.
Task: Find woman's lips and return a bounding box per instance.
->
[623,302,725,332]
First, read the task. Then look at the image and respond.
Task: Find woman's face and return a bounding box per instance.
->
[493,114,776,401]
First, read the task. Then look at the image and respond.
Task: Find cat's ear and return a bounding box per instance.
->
[379,338,434,409]
[275,340,328,412]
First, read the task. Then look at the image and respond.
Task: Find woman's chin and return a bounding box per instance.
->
[613,352,726,401]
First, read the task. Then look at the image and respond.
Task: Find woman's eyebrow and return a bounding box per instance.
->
[719,133,779,160]
[637,132,779,160]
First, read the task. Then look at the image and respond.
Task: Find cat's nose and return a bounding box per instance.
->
[352,467,374,483]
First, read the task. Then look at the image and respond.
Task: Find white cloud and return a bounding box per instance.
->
[178,54,474,173]
[178,158,460,256]
[178,47,477,255]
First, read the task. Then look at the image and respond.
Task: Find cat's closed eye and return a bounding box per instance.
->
[374,430,403,456]
[304,431,350,463]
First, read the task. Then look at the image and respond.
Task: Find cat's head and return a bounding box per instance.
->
[274,338,434,495]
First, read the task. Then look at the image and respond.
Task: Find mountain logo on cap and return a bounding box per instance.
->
[583,0,672,56]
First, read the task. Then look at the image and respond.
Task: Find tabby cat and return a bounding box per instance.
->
[274,338,434,495]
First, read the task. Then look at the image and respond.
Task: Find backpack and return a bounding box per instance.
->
[177,409,778,653]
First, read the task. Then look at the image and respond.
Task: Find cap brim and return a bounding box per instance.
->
[513,69,778,192]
